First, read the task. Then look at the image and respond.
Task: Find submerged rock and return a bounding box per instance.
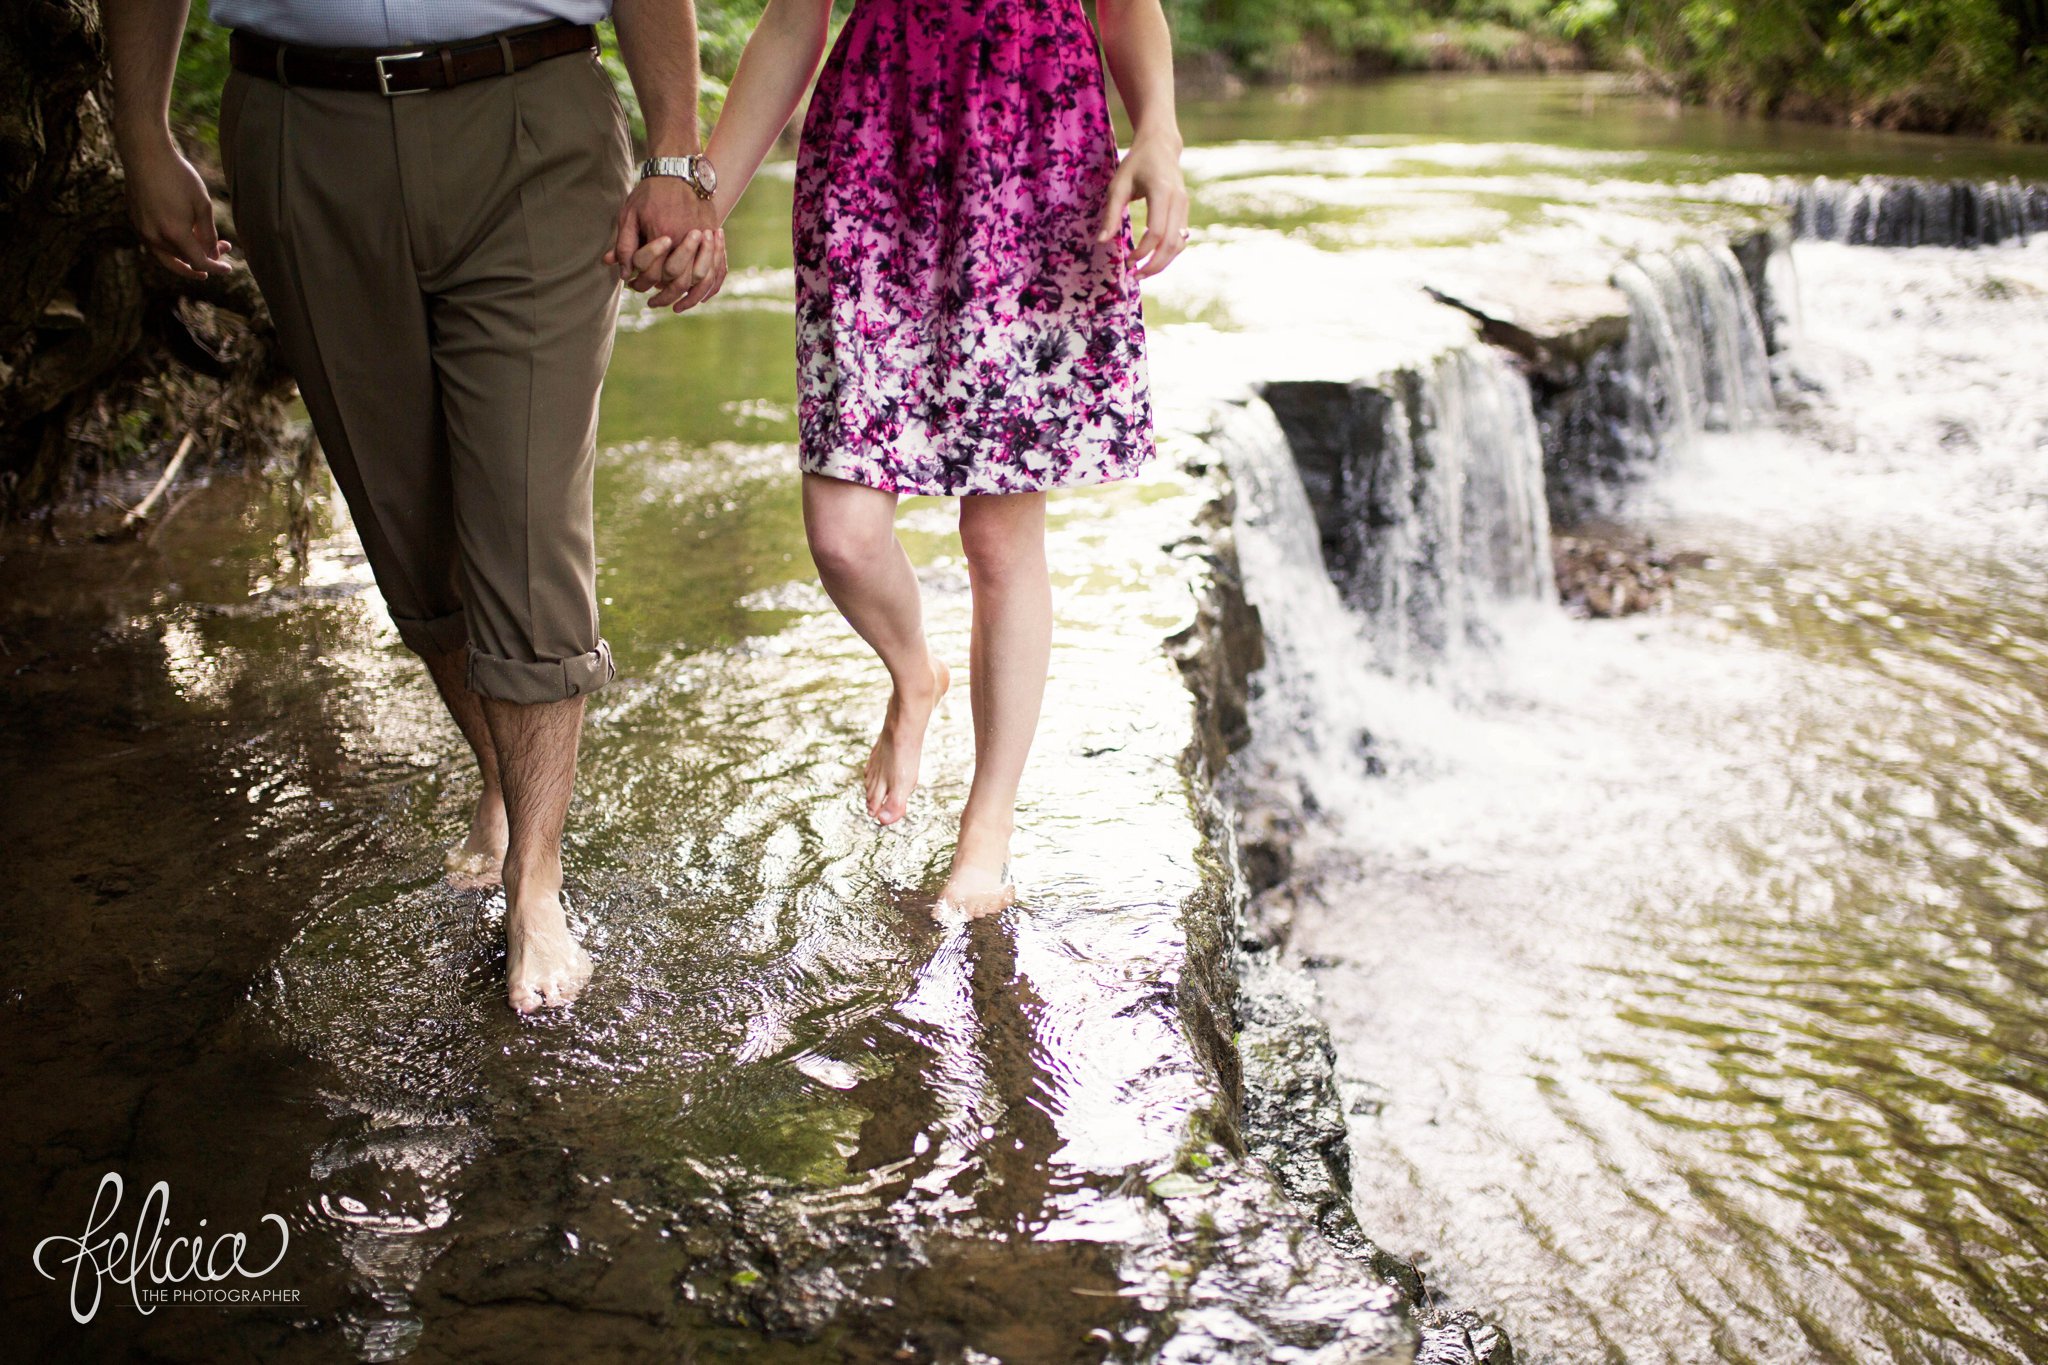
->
[1165,479,1266,777]
[1553,528,1710,617]
[1234,950,1516,1365]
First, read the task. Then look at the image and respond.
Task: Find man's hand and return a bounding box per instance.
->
[125,140,233,279]
[106,0,229,278]
[604,176,728,313]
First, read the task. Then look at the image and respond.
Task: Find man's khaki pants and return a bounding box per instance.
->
[221,48,630,703]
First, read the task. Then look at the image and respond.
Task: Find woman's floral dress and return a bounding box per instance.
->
[792,0,1154,496]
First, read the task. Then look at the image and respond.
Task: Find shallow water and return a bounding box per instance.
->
[0,171,1259,1356]
[6,70,2048,1362]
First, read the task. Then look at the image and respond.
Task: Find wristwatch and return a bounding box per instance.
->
[639,154,717,201]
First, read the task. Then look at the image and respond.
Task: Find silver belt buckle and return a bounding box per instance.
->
[375,50,428,96]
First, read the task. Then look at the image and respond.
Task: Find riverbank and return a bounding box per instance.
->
[1172,30,1587,96]
[1162,2,2048,143]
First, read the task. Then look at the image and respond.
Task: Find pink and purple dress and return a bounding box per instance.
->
[792,0,1154,497]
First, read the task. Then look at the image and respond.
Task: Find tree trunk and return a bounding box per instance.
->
[0,0,291,516]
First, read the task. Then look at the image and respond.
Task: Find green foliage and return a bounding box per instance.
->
[597,0,780,137]
[167,0,2047,150]
[1564,0,2048,137]
[171,12,232,145]
[1162,0,1574,72]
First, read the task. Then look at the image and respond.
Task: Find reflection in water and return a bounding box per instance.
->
[0,217,1242,1355]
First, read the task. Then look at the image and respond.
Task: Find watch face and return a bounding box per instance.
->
[696,159,718,195]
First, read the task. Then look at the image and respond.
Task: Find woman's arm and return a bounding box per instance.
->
[1095,0,1189,279]
[611,0,727,309]
[640,0,834,310]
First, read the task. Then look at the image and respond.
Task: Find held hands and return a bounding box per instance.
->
[605,175,728,312]
[125,140,233,280]
[1097,129,1189,279]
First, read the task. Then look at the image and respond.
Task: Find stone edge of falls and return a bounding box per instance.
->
[1161,458,1518,1364]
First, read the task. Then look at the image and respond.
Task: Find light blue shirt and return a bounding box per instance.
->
[209,0,609,46]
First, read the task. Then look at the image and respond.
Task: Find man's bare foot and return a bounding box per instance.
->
[937,815,1014,919]
[444,789,509,889]
[505,887,592,1013]
[865,657,951,825]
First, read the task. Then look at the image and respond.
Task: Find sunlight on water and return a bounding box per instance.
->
[0,181,1250,1354]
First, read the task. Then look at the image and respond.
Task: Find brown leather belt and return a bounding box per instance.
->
[229,20,599,96]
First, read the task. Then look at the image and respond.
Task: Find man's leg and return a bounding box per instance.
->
[417,54,630,1010]
[423,648,507,887]
[220,74,504,881]
[481,695,588,1011]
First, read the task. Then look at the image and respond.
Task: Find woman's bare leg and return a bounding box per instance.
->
[803,473,950,824]
[942,493,1051,916]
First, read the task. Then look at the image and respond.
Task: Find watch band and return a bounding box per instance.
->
[639,154,717,200]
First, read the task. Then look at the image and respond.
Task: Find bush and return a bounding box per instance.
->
[1163,0,1577,73]
[1564,0,2048,138]
[172,1,2047,144]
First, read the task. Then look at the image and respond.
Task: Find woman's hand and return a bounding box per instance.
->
[623,225,730,312]
[1098,129,1189,279]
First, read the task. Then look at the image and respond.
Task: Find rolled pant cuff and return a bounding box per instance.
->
[468,639,615,704]
[391,609,471,658]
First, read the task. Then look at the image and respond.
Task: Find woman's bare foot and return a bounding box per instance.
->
[937,814,1014,918]
[444,789,509,889]
[865,657,951,825]
[505,886,592,1014]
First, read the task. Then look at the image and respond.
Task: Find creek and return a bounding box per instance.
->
[4,71,2046,1363]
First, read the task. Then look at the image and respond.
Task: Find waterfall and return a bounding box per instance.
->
[1735,223,1804,359]
[1543,239,1777,520]
[1242,231,1777,660]
[1223,226,1789,713]
[1217,211,1794,815]
[1210,399,1387,795]
[1260,344,1553,677]
[1612,242,1776,442]
[1717,174,2048,247]
[1781,175,2047,247]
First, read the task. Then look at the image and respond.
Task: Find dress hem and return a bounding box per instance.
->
[796,451,1153,498]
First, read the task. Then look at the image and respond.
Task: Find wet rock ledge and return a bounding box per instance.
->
[1166,456,1517,1364]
